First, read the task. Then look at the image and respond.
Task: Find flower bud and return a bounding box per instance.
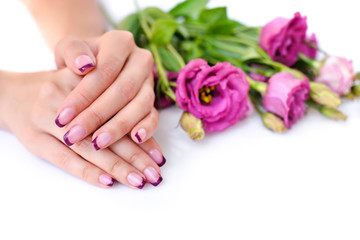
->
[352,85,360,97]
[319,106,347,121]
[262,112,287,133]
[309,82,341,108]
[180,112,205,141]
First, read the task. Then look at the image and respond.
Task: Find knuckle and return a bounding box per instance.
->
[138,49,154,66]
[112,118,129,136]
[56,150,73,170]
[73,138,93,154]
[87,108,105,127]
[119,80,136,100]
[140,88,155,109]
[127,150,142,165]
[108,160,125,177]
[99,60,120,81]
[80,165,93,182]
[105,30,135,48]
[151,108,159,124]
[120,31,135,48]
[39,81,61,100]
[75,87,93,107]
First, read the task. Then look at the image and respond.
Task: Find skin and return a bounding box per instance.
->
[0,0,165,188]
[0,69,162,189]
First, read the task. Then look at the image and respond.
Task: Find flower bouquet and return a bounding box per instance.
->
[111,0,359,140]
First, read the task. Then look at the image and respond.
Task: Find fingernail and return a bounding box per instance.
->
[149,149,166,167]
[75,55,95,73]
[92,132,112,151]
[135,128,146,143]
[127,173,146,189]
[144,167,163,186]
[63,125,86,146]
[55,108,75,128]
[99,174,114,187]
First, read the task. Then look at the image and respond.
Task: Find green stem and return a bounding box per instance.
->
[167,44,186,69]
[135,0,152,39]
[247,76,267,97]
[248,94,264,116]
[215,36,270,60]
[151,44,176,101]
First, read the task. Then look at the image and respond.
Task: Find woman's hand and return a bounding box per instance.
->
[1,68,165,189]
[54,31,159,150]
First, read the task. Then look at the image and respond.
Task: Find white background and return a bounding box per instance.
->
[0,0,360,239]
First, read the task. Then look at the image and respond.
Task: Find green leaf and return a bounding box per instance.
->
[116,13,140,35]
[169,0,209,19]
[158,47,183,72]
[151,19,179,46]
[181,40,203,62]
[144,7,172,21]
[206,20,238,35]
[199,7,227,24]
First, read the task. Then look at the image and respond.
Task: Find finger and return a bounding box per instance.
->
[90,76,154,150]
[110,137,163,186]
[130,107,159,144]
[137,137,166,167]
[54,31,136,128]
[44,104,148,190]
[62,47,153,147]
[55,36,96,75]
[70,137,147,189]
[38,134,115,188]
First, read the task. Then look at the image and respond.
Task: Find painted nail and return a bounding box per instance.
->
[144,167,163,186]
[63,125,86,146]
[92,132,112,151]
[149,149,166,167]
[127,172,146,189]
[55,108,75,128]
[99,174,114,187]
[75,55,95,73]
[135,128,146,143]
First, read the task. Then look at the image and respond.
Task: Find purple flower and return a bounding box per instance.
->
[263,72,310,128]
[175,59,252,132]
[314,56,354,96]
[299,33,317,59]
[259,12,317,66]
[153,67,178,109]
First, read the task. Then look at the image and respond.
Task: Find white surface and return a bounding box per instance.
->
[0,1,360,239]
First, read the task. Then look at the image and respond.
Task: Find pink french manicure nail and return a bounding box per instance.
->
[99,174,114,187]
[92,132,112,151]
[127,173,146,189]
[63,125,86,146]
[55,108,75,128]
[144,167,163,187]
[149,149,166,167]
[75,55,95,73]
[135,128,146,143]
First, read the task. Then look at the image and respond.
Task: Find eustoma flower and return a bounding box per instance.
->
[263,72,310,128]
[175,59,252,132]
[314,56,355,96]
[259,12,317,66]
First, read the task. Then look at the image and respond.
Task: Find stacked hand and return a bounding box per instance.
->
[1,31,165,189]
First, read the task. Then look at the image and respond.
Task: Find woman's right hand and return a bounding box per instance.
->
[0,68,165,189]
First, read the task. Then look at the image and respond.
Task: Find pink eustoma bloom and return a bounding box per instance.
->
[176,59,252,132]
[260,12,317,66]
[315,56,354,96]
[264,72,310,129]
